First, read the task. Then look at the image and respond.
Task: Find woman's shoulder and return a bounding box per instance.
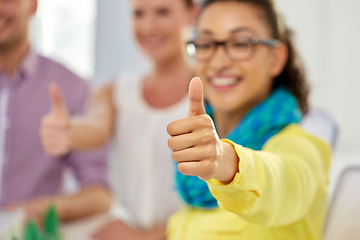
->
[112,71,149,96]
[265,124,332,168]
[278,124,331,144]
[113,71,142,86]
[272,124,331,150]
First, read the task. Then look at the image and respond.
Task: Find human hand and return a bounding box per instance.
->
[40,83,72,157]
[167,77,238,183]
[92,220,166,240]
[5,197,52,226]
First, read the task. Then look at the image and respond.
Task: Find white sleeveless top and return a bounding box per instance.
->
[109,73,188,229]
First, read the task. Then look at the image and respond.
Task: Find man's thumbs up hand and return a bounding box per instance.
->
[49,83,68,119]
[40,83,72,157]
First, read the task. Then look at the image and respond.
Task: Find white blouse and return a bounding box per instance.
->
[109,72,188,229]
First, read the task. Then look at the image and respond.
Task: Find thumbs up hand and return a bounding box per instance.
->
[167,77,238,183]
[40,83,72,157]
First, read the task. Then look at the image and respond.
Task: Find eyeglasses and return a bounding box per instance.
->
[186,36,280,62]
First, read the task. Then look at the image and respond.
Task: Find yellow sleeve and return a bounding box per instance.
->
[207,124,332,227]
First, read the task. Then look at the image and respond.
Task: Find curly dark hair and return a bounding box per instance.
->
[200,0,310,113]
[185,0,195,7]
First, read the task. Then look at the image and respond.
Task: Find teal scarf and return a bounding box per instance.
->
[175,86,302,208]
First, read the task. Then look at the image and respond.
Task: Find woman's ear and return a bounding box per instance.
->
[30,0,38,16]
[269,42,288,77]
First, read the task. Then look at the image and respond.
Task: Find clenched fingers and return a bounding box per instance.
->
[177,160,217,181]
[172,144,218,163]
[167,115,214,137]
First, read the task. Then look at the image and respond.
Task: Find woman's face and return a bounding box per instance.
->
[132,0,194,62]
[196,2,286,114]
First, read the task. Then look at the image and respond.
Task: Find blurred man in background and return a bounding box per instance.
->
[0,0,111,223]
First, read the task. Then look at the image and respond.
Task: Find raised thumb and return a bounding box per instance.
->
[49,83,68,118]
[187,77,206,117]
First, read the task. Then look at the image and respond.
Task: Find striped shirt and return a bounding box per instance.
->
[0,50,108,206]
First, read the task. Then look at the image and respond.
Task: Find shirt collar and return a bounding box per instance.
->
[0,48,39,82]
[18,48,39,79]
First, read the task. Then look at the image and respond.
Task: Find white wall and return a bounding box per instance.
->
[30,0,97,79]
[94,0,150,83]
[275,0,360,150]
[94,0,360,150]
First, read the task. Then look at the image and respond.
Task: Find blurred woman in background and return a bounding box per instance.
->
[167,0,332,239]
[41,0,197,239]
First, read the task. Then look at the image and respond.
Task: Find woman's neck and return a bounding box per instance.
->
[214,99,262,138]
[151,53,193,83]
[142,53,194,108]
[214,90,272,138]
[213,109,247,139]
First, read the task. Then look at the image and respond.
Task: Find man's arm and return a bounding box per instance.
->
[5,185,112,224]
[23,78,113,223]
[53,185,112,221]
[92,220,166,240]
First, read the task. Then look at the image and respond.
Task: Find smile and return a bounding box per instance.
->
[142,35,166,49]
[209,77,242,91]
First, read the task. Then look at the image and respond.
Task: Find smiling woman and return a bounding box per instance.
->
[132,0,195,65]
[195,0,308,128]
[167,0,331,239]
[39,0,198,239]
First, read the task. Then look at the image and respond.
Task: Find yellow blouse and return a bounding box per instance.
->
[167,124,332,240]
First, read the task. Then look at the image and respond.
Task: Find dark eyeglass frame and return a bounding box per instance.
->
[186,37,281,62]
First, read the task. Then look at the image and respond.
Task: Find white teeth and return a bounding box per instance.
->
[211,78,237,87]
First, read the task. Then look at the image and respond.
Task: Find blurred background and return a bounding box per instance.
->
[29,0,97,79]
[29,0,360,193]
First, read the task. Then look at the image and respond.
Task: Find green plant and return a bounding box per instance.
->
[22,205,61,240]
[42,205,60,240]
[23,220,42,240]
